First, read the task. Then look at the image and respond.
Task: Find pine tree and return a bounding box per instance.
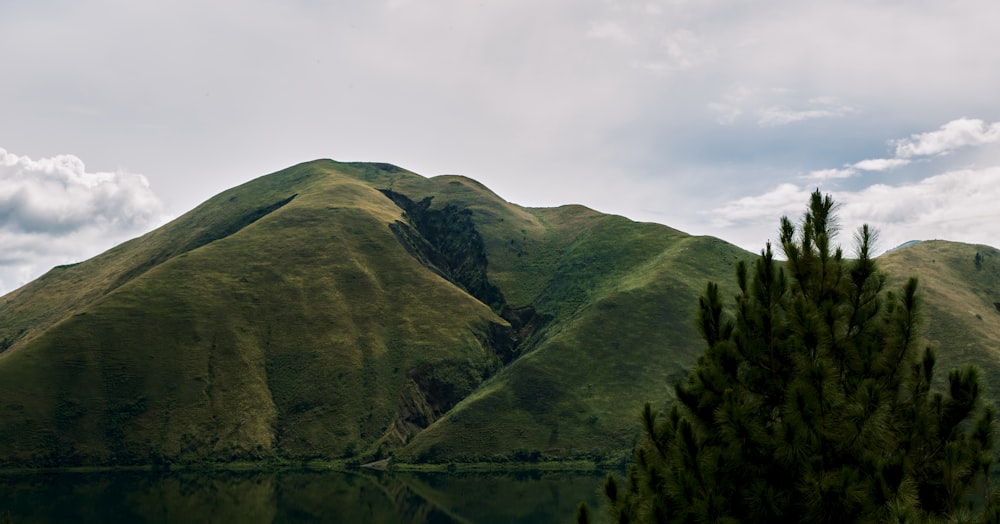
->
[586,191,998,523]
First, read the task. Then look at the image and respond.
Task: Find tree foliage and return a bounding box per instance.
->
[586,191,998,523]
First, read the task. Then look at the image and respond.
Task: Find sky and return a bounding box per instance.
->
[2,0,1000,294]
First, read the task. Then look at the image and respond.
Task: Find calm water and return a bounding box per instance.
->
[0,469,608,523]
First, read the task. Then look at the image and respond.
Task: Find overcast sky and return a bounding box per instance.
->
[2,1,1000,294]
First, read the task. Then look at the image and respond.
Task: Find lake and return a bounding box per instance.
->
[0,468,609,523]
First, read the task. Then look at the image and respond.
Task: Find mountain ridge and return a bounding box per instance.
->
[0,159,997,467]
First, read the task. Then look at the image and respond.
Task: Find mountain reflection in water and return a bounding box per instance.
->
[0,469,607,523]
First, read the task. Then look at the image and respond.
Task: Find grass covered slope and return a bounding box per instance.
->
[878,241,1000,399]
[344,171,755,460]
[0,158,756,466]
[368,174,749,460]
[396,220,750,461]
[3,158,995,468]
[0,161,509,466]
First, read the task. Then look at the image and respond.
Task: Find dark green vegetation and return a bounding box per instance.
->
[592,193,999,523]
[0,160,998,474]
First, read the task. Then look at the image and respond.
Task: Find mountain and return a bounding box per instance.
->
[0,160,996,468]
[878,240,1000,393]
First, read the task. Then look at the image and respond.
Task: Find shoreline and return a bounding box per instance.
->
[0,458,618,476]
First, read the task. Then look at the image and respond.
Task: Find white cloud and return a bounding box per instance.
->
[893,118,1000,158]
[587,13,714,75]
[708,85,791,125]
[805,168,857,180]
[840,167,1000,252]
[710,166,1000,254]
[710,183,810,228]
[757,107,841,126]
[756,99,858,127]
[4,0,1000,269]
[0,147,165,293]
[708,87,857,127]
[714,117,1000,252]
[800,158,908,184]
[852,158,910,171]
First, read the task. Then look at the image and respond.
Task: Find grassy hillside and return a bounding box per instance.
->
[0,158,996,468]
[878,241,1000,398]
[355,171,755,460]
[397,220,749,461]
[0,161,508,466]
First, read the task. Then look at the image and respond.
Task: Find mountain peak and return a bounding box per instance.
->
[1,160,997,468]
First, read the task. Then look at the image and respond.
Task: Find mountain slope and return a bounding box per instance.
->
[0,160,997,467]
[398,217,748,460]
[878,240,1000,397]
[0,161,510,465]
[353,170,753,460]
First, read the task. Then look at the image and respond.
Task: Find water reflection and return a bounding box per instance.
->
[0,469,607,523]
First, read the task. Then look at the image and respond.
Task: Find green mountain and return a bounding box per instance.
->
[0,160,996,468]
[878,240,1000,393]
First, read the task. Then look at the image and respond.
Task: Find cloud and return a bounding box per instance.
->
[585,12,715,74]
[710,183,810,228]
[707,86,790,125]
[852,158,910,171]
[756,99,858,127]
[805,168,856,180]
[840,167,1000,251]
[0,147,165,293]
[708,116,1000,251]
[797,115,1000,188]
[801,158,907,183]
[893,118,1000,158]
[708,87,857,127]
[4,0,1000,274]
[710,166,1000,254]
[795,116,999,195]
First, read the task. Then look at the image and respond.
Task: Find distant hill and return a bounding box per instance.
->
[883,239,923,254]
[878,240,1000,397]
[0,160,996,467]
